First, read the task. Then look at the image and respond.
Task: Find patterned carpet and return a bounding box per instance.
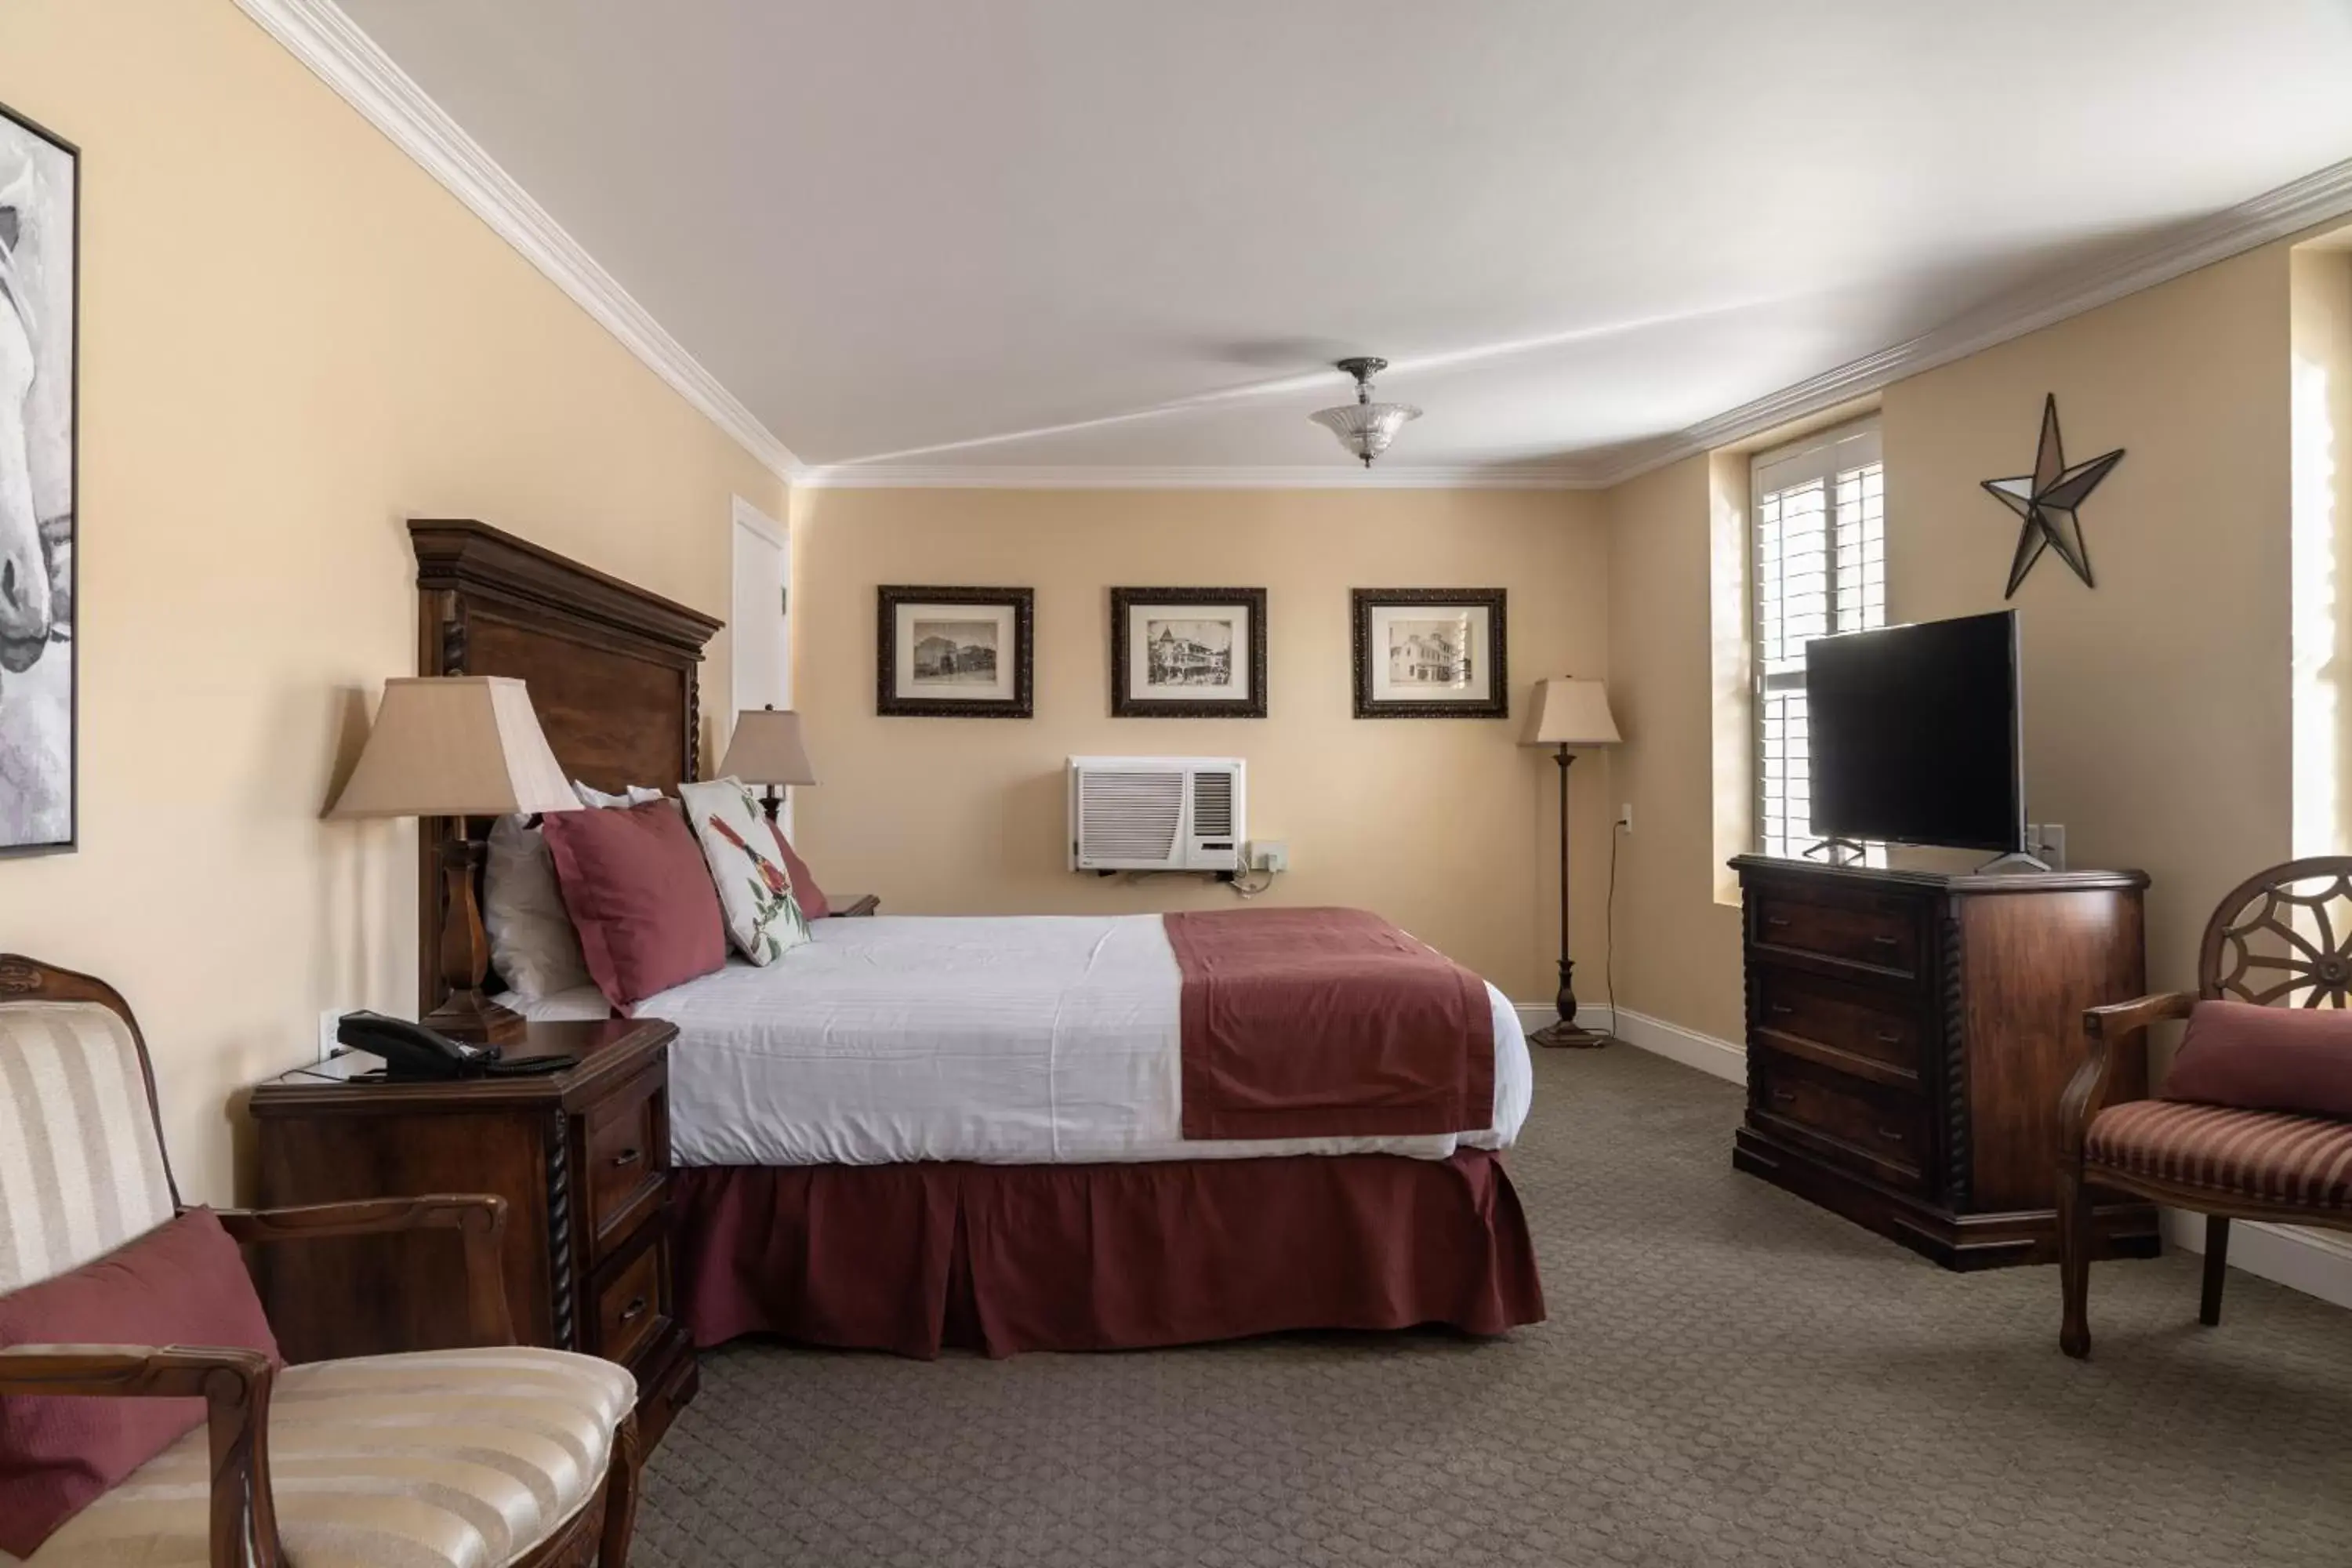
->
[637,1044,2352,1567]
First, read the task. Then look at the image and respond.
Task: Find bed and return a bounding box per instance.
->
[412,520,1545,1357]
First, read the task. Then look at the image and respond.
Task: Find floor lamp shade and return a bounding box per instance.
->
[1521,678,1619,1047]
[329,677,576,1045]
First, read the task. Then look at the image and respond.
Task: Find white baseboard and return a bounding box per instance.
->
[2161,1208,2352,1312]
[1513,1001,1746,1084]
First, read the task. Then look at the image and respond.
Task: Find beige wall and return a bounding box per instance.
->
[1602,243,2296,1043]
[788,487,1610,1000]
[0,0,785,1200]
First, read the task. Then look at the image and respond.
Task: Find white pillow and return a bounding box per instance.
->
[677,778,812,965]
[485,782,668,998]
[485,813,593,1000]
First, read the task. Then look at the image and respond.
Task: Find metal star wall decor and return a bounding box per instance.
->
[1980,394,2124,598]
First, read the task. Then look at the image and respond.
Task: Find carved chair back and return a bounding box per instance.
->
[2198,856,2352,1008]
[0,956,180,1294]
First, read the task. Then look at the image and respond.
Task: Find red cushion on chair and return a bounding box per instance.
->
[2162,999,2352,1120]
[542,799,729,1008]
[769,823,829,920]
[0,1208,282,1556]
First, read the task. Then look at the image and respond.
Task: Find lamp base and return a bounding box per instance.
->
[1530,956,1610,1049]
[423,990,528,1048]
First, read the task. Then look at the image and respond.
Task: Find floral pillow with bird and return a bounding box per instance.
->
[677,778,814,964]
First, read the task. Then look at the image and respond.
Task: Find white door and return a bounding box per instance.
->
[730,493,790,728]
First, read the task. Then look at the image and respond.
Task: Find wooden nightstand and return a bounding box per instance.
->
[249,1018,698,1447]
[829,893,880,916]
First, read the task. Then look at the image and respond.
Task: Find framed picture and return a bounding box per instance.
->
[877,585,1034,718]
[1109,586,1267,719]
[1352,589,1508,719]
[0,102,77,854]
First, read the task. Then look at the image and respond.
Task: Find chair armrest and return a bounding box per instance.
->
[212,1196,514,1347]
[0,1345,282,1568]
[2059,992,2196,1163]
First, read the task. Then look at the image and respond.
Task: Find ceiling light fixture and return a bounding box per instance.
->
[1309,356,1421,468]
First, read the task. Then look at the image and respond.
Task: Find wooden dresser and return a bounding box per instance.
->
[250,1018,697,1446]
[1730,856,2160,1269]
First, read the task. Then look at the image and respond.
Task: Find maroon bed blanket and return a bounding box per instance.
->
[1166,906,1495,1141]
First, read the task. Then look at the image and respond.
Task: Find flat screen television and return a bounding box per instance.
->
[1805,610,2024,854]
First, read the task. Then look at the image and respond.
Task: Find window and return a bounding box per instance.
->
[1752,420,1885,858]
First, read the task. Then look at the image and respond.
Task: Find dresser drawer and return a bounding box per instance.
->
[588,1232,670,1370]
[1752,883,1924,978]
[582,1070,666,1261]
[1752,1051,1929,1192]
[1754,970,1925,1091]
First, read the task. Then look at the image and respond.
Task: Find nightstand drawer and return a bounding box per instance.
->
[1754,970,1924,1091]
[1753,1050,1928,1192]
[590,1232,670,1370]
[1753,884,1924,978]
[583,1069,666,1260]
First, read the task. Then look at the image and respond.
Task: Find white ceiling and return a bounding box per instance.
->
[328,0,2352,482]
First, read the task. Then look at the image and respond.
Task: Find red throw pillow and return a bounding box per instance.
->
[0,1208,282,1556]
[542,799,729,1008]
[2162,999,2352,1120]
[768,823,829,920]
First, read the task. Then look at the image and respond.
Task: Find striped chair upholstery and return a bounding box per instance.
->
[2085,1099,2352,1211]
[14,1348,637,1567]
[0,1000,177,1293]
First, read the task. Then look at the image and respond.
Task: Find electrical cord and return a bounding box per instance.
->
[1604,818,1621,1040]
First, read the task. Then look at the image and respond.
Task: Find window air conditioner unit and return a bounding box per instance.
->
[1068,757,1245,873]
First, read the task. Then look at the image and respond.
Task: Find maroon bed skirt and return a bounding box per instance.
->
[670,1150,1545,1359]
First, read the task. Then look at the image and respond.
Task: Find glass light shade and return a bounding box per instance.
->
[1310,400,1422,466]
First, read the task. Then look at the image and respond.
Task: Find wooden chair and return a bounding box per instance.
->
[2056,858,2352,1358]
[0,956,643,1566]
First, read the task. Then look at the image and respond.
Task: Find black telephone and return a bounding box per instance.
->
[334,1012,577,1082]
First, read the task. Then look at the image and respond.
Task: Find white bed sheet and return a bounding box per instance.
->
[506,913,1531,1167]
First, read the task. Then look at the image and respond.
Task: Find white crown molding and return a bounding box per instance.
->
[1586,153,2352,489]
[795,463,1598,491]
[232,0,801,482]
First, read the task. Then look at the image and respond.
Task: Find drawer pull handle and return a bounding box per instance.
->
[1871,935,1900,948]
[1768,1004,1794,1018]
[620,1295,648,1325]
[1875,1126,1907,1142]
[1765,915,1791,928]
[1769,1090,1795,1105]
[611,1148,643,1169]
[1873,1029,1902,1044]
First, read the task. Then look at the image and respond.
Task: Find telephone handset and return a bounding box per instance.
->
[334,1011,576,1081]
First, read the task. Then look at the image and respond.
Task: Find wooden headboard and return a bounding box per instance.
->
[410,520,721,1014]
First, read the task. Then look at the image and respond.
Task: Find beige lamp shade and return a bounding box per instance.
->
[720,707,818,786]
[330,676,580,818]
[1521,677,1621,747]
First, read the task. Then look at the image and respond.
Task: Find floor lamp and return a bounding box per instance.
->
[1521,677,1621,1048]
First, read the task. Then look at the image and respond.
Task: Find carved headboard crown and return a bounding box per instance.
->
[410,520,722,1014]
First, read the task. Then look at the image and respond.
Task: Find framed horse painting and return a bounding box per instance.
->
[0,100,75,854]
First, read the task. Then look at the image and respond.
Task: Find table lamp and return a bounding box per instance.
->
[330,676,578,1044]
[719,706,817,821]
[1521,677,1621,1047]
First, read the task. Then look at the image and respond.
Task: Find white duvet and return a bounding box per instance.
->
[506,913,1531,1168]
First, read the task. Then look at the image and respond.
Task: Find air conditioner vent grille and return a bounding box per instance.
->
[1078,770,1184,862]
[1191,770,1234,839]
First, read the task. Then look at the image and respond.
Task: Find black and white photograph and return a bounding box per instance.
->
[910,619,1000,685]
[878,585,1033,717]
[1111,587,1266,718]
[0,102,76,854]
[1352,589,1506,719]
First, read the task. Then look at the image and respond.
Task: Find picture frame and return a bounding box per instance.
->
[1351,589,1508,720]
[0,100,78,855]
[877,585,1034,718]
[1109,586,1267,719]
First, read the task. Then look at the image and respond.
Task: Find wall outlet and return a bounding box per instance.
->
[1247,840,1289,873]
[1617,802,1634,833]
[2027,822,2067,870]
[318,1008,345,1064]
